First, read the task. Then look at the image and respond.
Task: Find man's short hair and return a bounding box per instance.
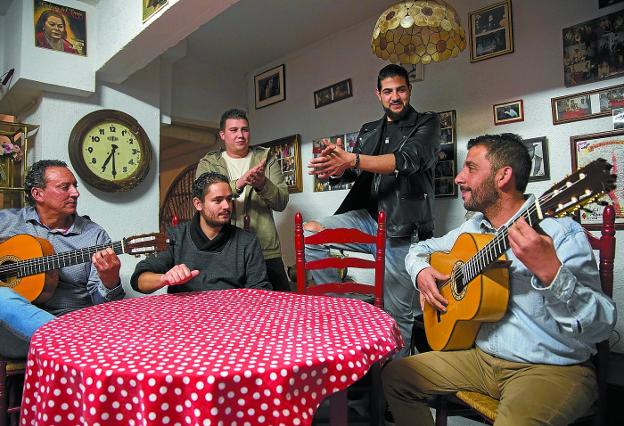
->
[219,108,248,130]
[467,133,531,193]
[377,64,410,91]
[192,172,230,200]
[24,160,68,205]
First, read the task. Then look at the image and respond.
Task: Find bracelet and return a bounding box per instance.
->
[353,152,360,170]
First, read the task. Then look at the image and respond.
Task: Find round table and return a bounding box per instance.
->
[21,289,403,425]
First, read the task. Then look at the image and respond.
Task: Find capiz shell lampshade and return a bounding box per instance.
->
[372,0,466,65]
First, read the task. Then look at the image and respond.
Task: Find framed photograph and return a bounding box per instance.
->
[312,131,360,192]
[259,134,302,193]
[614,107,624,129]
[493,99,524,125]
[143,0,168,22]
[34,0,87,56]
[435,110,458,199]
[402,63,425,84]
[469,0,513,62]
[254,64,285,109]
[314,79,353,109]
[522,137,550,182]
[570,129,624,229]
[551,83,624,125]
[563,8,624,87]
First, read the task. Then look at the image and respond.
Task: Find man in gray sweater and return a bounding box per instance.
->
[131,172,271,293]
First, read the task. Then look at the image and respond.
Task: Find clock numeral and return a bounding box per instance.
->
[128,138,134,145]
[109,126,116,133]
[122,130,127,136]
[123,166,128,173]
[98,129,105,135]
[128,159,135,166]
[91,158,97,164]
[87,147,94,154]
[91,136,100,142]
[132,149,139,155]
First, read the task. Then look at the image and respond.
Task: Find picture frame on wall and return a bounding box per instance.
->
[522,137,550,182]
[34,0,87,56]
[143,0,168,22]
[314,79,353,109]
[254,64,285,109]
[435,110,458,199]
[562,8,624,87]
[259,134,302,193]
[551,83,624,125]
[312,132,360,192]
[468,0,514,62]
[493,99,524,125]
[570,129,624,229]
[402,63,425,84]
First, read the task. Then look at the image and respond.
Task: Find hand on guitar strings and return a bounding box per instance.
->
[160,264,200,287]
[508,217,561,286]
[307,138,353,180]
[92,248,121,289]
[416,267,449,312]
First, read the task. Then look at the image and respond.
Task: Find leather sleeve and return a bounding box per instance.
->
[393,112,440,175]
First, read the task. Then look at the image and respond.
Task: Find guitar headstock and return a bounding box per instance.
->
[540,158,616,218]
[122,233,170,256]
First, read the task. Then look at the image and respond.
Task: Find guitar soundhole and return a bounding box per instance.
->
[450,261,467,301]
[0,256,20,288]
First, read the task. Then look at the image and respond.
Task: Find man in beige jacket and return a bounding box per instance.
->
[195,108,291,291]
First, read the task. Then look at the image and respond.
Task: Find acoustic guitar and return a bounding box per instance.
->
[0,232,169,304]
[424,158,617,351]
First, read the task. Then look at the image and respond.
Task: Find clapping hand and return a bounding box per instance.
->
[237,159,267,191]
[308,138,352,180]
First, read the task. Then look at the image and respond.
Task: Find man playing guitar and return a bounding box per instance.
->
[383,134,616,425]
[0,160,124,358]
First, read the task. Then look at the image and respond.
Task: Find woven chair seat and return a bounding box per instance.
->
[455,391,498,422]
[6,361,25,374]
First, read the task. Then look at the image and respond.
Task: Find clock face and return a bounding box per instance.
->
[69,110,151,192]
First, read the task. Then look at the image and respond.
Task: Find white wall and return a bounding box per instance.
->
[246,0,624,352]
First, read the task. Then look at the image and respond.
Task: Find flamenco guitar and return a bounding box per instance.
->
[0,233,169,304]
[424,158,617,351]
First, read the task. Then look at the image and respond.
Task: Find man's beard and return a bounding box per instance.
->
[463,174,500,212]
[201,211,231,228]
[384,103,410,121]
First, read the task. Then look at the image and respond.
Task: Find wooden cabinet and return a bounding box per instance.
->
[0,121,38,209]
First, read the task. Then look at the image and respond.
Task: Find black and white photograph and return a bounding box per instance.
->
[522,137,550,182]
[254,64,285,109]
[493,99,524,125]
[435,110,458,199]
[469,0,514,62]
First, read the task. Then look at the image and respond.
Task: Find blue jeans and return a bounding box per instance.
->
[0,287,55,358]
[304,209,418,358]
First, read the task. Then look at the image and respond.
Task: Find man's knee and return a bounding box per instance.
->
[303,220,324,233]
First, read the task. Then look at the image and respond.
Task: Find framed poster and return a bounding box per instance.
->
[143,0,168,22]
[522,137,550,182]
[563,8,624,86]
[34,0,86,56]
[570,129,624,229]
[469,0,514,62]
[312,132,360,192]
[314,79,353,108]
[551,83,624,125]
[254,65,285,109]
[435,110,458,199]
[259,134,302,193]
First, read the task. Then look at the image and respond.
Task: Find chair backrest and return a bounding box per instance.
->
[160,163,198,231]
[294,211,386,308]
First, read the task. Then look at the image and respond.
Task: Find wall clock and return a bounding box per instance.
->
[68,109,152,192]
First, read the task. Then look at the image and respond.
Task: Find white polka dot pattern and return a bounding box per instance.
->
[20,289,403,425]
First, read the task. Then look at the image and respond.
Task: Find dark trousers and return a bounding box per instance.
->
[265,257,292,292]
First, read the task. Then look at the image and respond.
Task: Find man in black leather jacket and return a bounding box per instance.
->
[306,64,440,357]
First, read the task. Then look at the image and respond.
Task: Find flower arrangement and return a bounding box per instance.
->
[1,139,23,162]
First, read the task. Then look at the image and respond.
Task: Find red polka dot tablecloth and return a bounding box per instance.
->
[21,289,403,425]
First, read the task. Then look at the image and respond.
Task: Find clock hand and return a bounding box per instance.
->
[112,147,117,179]
[100,144,118,173]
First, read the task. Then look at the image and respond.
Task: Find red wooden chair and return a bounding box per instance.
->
[434,204,616,426]
[0,358,26,426]
[294,211,387,425]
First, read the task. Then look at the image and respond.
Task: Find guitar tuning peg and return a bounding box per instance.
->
[597,201,608,206]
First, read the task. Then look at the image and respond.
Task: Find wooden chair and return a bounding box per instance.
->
[294,211,386,426]
[159,163,198,232]
[434,204,616,426]
[0,358,26,426]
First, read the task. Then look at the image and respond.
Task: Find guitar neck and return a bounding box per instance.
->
[17,241,125,278]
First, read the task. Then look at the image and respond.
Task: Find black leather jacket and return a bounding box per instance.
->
[335,106,440,239]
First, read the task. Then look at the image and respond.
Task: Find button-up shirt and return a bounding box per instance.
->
[406,195,616,365]
[0,207,124,316]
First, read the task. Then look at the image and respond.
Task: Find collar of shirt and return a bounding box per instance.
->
[189,212,232,251]
[22,206,87,235]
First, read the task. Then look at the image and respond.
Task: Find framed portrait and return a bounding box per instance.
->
[314,79,353,109]
[522,137,550,182]
[551,83,624,125]
[259,134,302,193]
[402,63,425,84]
[312,131,360,192]
[493,99,524,125]
[563,8,624,87]
[143,0,168,22]
[435,110,458,199]
[34,0,87,56]
[570,129,624,229]
[254,64,285,109]
[469,0,513,62]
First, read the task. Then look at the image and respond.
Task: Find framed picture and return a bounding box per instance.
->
[312,131,360,192]
[614,107,624,129]
[522,137,550,182]
[563,8,624,87]
[259,134,302,193]
[314,79,353,109]
[468,0,513,62]
[493,99,524,125]
[143,0,168,22]
[551,83,624,125]
[435,110,458,199]
[34,0,87,56]
[570,129,624,229]
[254,64,285,109]
[402,63,425,84]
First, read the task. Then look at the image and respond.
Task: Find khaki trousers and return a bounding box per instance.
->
[382,348,597,426]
